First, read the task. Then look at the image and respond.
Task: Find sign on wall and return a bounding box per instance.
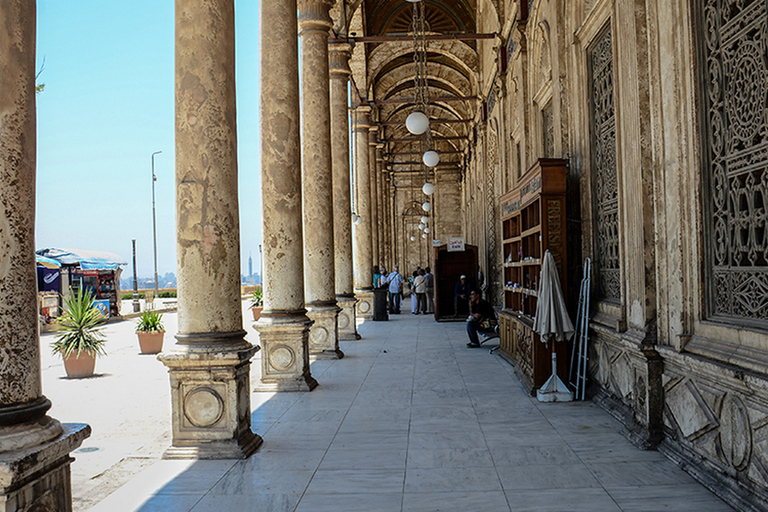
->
[447,237,465,252]
[432,239,442,247]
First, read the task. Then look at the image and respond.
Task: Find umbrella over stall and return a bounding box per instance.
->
[533,249,575,402]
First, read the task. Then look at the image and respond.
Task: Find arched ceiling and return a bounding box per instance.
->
[366,0,476,45]
[347,0,484,169]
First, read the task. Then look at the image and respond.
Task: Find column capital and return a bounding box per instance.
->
[329,42,353,78]
[297,0,333,32]
[368,125,380,143]
[351,106,372,131]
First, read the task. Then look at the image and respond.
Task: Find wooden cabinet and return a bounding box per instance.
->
[498,158,569,393]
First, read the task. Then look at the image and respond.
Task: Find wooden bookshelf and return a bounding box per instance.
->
[498,158,569,393]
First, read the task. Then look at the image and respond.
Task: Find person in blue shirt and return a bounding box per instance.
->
[382,265,404,314]
[424,267,434,314]
[454,275,471,317]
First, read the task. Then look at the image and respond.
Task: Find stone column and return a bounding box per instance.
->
[298,0,343,360]
[159,0,262,459]
[254,0,318,391]
[369,133,380,272]
[0,3,90,509]
[375,143,386,266]
[329,42,360,340]
[352,107,374,317]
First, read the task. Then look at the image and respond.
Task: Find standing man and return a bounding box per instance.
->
[424,267,434,314]
[454,275,471,317]
[466,288,496,348]
[384,265,404,314]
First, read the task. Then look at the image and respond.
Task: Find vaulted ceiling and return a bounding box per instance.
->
[337,0,484,172]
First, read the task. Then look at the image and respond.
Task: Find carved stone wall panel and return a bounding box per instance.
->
[660,350,768,501]
[589,330,656,429]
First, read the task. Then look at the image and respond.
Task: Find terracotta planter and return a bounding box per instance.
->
[251,306,263,321]
[137,330,165,354]
[63,351,97,379]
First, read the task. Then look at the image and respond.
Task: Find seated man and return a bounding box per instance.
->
[466,288,496,348]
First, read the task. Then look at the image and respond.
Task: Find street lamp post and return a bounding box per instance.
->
[151,151,162,298]
[132,239,140,312]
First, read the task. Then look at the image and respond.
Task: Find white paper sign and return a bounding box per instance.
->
[431,239,442,247]
[447,237,465,252]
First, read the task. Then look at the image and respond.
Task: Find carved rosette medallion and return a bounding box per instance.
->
[309,325,329,346]
[270,344,297,371]
[184,386,225,428]
[338,309,351,330]
[719,394,752,471]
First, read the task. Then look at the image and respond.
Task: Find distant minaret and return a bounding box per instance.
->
[248,252,253,277]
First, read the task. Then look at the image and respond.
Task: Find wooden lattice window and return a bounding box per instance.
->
[588,24,620,302]
[698,0,768,325]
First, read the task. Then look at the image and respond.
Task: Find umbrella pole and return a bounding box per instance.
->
[536,342,574,402]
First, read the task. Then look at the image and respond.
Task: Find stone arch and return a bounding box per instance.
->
[375,62,473,100]
[368,39,479,92]
[535,21,552,92]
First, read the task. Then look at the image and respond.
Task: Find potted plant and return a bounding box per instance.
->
[251,287,263,321]
[51,289,107,378]
[136,310,165,354]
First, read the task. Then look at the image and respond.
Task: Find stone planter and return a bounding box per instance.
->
[137,331,165,354]
[251,307,263,321]
[63,351,96,378]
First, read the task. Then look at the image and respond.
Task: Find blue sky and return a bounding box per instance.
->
[35,0,262,278]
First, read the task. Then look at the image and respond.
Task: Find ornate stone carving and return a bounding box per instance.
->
[542,102,554,157]
[487,125,501,307]
[183,386,225,428]
[699,0,768,324]
[588,24,621,301]
[719,394,752,471]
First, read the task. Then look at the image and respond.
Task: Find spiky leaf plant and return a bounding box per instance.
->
[51,289,107,358]
[251,287,263,307]
[136,310,164,333]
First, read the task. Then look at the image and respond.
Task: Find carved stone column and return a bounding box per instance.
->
[298,0,343,360]
[329,42,360,340]
[369,133,380,272]
[254,0,318,391]
[0,3,90,509]
[352,107,374,318]
[375,143,386,266]
[160,0,262,458]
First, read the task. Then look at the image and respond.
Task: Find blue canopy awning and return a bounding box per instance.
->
[36,248,127,270]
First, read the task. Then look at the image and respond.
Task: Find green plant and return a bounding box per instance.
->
[136,311,165,333]
[158,290,177,298]
[51,290,107,358]
[251,287,263,308]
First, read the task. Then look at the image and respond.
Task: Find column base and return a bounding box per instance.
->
[0,423,90,512]
[307,303,344,360]
[158,336,261,459]
[254,313,318,392]
[354,289,374,319]
[163,432,262,460]
[337,295,361,340]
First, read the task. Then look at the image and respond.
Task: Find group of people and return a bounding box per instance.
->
[375,265,434,315]
[373,265,496,348]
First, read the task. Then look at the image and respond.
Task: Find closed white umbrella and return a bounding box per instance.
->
[533,250,574,402]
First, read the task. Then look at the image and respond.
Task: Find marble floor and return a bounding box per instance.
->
[87,309,733,512]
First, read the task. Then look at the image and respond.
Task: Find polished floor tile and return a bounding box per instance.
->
[89,308,734,512]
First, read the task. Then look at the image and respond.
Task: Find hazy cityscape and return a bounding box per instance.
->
[119,271,261,291]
